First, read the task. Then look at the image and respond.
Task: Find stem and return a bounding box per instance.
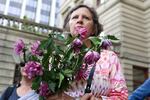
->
[73,55,79,71]
[23,48,26,63]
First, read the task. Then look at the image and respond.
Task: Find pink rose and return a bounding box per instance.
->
[14,39,25,55]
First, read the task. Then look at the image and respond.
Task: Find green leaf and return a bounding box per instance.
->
[27,54,40,62]
[39,96,44,100]
[42,70,51,81]
[89,37,101,46]
[32,77,41,90]
[56,34,65,41]
[68,52,74,61]
[63,69,73,77]
[48,82,56,92]
[40,37,53,50]
[55,45,64,55]
[32,81,40,90]
[42,53,50,69]
[46,38,53,49]
[58,73,64,88]
[39,40,48,49]
[65,35,74,45]
[107,35,119,40]
[111,40,121,45]
[63,47,72,61]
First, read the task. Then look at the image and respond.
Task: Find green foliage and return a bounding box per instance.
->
[32,77,41,90]
[106,35,120,44]
[89,37,101,46]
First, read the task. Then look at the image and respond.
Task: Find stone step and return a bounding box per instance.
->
[0,54,14,63]
[0,39,14,49]
[0,62,15,70]
[0,76,13,86]
[0,46,13,56]
[0,68,14,78]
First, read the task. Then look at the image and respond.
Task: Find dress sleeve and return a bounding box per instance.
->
[102,52,128,100]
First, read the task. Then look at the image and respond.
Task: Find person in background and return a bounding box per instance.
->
[129,78,150,100]
[0,64,39,100]
[48,4,128,100]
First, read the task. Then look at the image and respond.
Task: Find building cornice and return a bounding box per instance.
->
[96,0,120,16]
[60,0,83,16]
[60,0,73,15]
[97,0,150,16]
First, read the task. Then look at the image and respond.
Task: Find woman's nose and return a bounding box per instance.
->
[77,16,83,24]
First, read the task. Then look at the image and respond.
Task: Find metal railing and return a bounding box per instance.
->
[0,14,63,34]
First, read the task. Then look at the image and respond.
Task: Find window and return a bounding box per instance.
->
[25,0,37,20]
[26,0,37,8]
[10,0,22,4]
[0,0,6,4]
[0,4,5,13]
[8,6,21,17]
[25,9,36,20]
[8,0,22,17]
[40,15,49,25]
[9,1,22,8]
[133,66,148,90]
[42,0,51,5]
[41,3,51,11]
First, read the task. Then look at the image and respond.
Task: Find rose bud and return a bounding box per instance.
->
[31,40,43,56]
[84,51,100,65]
[72,38,83,54]
[14,39,25,55]
[101,39,112,50]
[39,82,50,96]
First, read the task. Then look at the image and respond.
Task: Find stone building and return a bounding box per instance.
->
[60,0,150,94]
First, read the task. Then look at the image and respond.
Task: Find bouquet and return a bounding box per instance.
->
[13,27,119,100]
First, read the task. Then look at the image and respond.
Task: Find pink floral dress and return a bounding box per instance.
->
[65,50,128,100]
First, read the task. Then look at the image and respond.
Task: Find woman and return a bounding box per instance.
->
[0,65,39,100]
[48,5,128,100]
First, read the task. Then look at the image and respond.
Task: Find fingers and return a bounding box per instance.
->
[90,95,102,100]
[81,93,92,100]
[90,95,95,100]
[47,94,58,100]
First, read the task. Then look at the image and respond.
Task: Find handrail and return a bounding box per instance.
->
[0,14,63,33]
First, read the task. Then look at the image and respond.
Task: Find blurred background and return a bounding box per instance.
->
[0,0,149,96]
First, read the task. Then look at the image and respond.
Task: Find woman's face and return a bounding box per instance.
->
[69,7,95,38]
[21,67,27,76]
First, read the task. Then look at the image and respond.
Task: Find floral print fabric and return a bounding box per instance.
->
[65,50,128,100]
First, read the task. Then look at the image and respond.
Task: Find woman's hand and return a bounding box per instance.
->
[46,93,102,100]
[90,95,102,100]
[46,92,73,100]
[80,93,102,100]
[80,93,92,100]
